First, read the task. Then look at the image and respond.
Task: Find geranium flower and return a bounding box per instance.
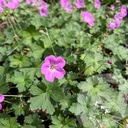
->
[41,55,66,82]
[26,0,32,4]
[108,12,123,30]
[108,22,117,29]
[110,5,115,10]
[114,12,123,21]
[75,0,84,9]
[81,11,94,26]
[108,60,113,64]
[6,0,19,9]
[60,0,73,13]
[0,94,4,110]
[121,5,127,17]
[94,0,101,9]
[0,0,5,12]
[0,7,4,12]
[116,0,120,3]
[39,5,48,16]
[108,18,120,29]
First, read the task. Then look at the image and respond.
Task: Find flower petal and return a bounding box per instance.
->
[53,67,66,79]
[45,70,55,82]
[0,94,4,102]
[6,2,19,9]
[41,63,50,75]
[39,5,48,17]
[44,55,56,64]
[56,56,66,67]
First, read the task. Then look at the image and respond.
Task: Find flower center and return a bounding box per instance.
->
[50,64,56,70]
[85,17,90,22]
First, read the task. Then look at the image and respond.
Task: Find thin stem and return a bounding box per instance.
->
[7,17,16,35]
[4,100,12,104]
[4,94,27,98]
[45,27,56,56]
[13,17,22,30]
[95,62,106,73]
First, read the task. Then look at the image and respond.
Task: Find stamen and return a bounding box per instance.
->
[50,64,56,70]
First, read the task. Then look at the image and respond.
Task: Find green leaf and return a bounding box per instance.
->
[84,66,94,76]
[50,116,77,128]
[29,85,44,96]
[9,53,30,68]
[24,114,43,128]
[0,117,19,128]
[30,15,43,29]
[21,30,32,45]
[12,103,25,116]
[9,71,31,92]
[30,93,55,114]
[21,125,36,128]
[78,76,110,99]
[27,43,44,59]
[19,67,41,81]
[48,85,65,102]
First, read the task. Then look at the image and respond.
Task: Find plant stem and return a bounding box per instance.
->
[45,27,56,56]
[7,17,16,35]
[4,94,27,98]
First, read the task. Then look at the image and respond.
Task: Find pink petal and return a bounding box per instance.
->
[41,63,50,75]
[75,0,84,9]
[45,70,55,82]
[65,3,73,13]
[0,94,4,102]
[6,2,19,9]
[44,55,56,64]
[0,7,4,12]
[53,67,66,79]
[26,0,31,4]
[88,21,94,26]
[56,56,66,67]
[39,6,48,17]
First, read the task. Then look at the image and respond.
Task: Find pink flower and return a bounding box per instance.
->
[60,0,73,13]
[108,18,120,29]
[0,94,4,110]
[0,0,5,6]
[75,0,84,9]
[26,0,32,4]
[41,55,66,82]
[114,12,123,21]
[108,21,117,29]
[116,0,120,3]
[110,5,115,10]
[0,0,5,12]
[81,11,94,26]
[6,0,19,9]
[94,0,101,9]
[108,12,123,30]
[108,60,113,64]
[39,2,48,16]
[121,5,127,17]
[0,7,4,12]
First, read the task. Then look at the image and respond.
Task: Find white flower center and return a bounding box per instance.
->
[50,64,56,70]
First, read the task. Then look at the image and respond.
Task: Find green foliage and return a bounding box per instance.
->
[0,0,128,128]
[0,115,20,128]
[50,116,77,128]
[24,114,44,128]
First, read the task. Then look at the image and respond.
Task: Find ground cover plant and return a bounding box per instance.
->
[0,0,128,127]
